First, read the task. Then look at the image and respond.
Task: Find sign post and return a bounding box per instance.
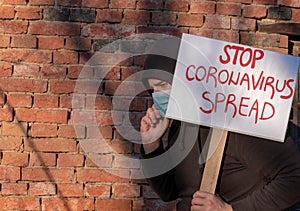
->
[166,33,300,194]
[199,128,228,193]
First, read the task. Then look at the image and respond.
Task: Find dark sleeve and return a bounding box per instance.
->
[141,144,179,202]
[231,135,300,211]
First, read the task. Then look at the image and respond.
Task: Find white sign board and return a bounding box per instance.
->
[166,33,300,142]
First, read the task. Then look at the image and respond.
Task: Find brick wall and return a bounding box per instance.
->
[0,0,299,210]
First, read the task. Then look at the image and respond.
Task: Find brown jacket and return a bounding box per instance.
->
[142,121,300,211]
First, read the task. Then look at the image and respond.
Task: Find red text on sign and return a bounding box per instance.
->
[219,45,265,69]
[200,91,275,124]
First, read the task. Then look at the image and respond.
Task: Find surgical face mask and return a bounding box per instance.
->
[152,89,171,118]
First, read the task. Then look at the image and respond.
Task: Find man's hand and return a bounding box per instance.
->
[140,104,170,154]
[191,191,233,211]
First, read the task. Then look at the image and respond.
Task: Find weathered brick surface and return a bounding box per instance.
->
[0,0,298,210]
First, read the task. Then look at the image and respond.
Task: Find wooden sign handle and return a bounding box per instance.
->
[200,128,228,193]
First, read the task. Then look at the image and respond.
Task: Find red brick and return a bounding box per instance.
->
[80,140,132,154]
[2,0,26,4]
[0,108,13,121]
[42,198,94,210]
[255,33,280,47]
[29,182,56,196]
[49,81,75,94]
[279,35,289,48]
[58,154,84,167]
[31,123,57,137]
[79,52,130,66]
[165,0,189,12]
[41,66,67,79]
[85,184,111,197]
[85,154,113,168]
[38,36,64,49]
[178,14,204,27]
[7,94,32,108]
[57,0,81,6]
[0,137,22,151]
[2,152,29,167]
[0,167,20,181]
[15,108,68,123]
[0,6,15,19]
[22,168,74,182]
[1,183,28,195]
[85,157,98,167]
[0,78,47,92]
[2,122,27,136]
[102,66,121,80]
[29,21,81,36]
[96,199,132,211]
[71,110,122,126]
[151,11,177,26]
[278,0,300,7]
[50,80,102,94]
[34,95,59,108]
[217,3,241,16]
[60,95,85,109]
[110,0,136,8]
[15,7,42,19]
[29,152,57,167]
[227,0,252,3]
[82,24,135,38]
[137,0,163,10]
[292,8,300,22]
[254,0,277,4]
[231,17,256,31]
[86,95,112,110]
[0,36,10,48]
[58,125,85,138]
[0,197,39,210]
[87,126,113,139]
[96,9,123,23]
[240,32,255,46]
[0,20,28,34]
[24,138,77,152]
[28,0,54,5]
[65,37,91,51]
[0,93,4,106]
[68,65,93,79]
[213,29,239,43]
[124,10,150,25]
[0,49,52,64]
[0,64,12,76]
[104,81,142,96]
[265,47,288,54]
[13,63,39,77]
[53,51,78,65]
[204,15,231,29]
[77,169,129,183]
[113,184,140,198]
[243,5,267,18]
[57,183,84,197]
[114,154,140,169]
[190,1,215,14]
[133,199,144,211]
[112,97,146,111]
[82,0,108,8]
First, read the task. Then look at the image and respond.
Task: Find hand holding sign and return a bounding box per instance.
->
[166,33,300,194]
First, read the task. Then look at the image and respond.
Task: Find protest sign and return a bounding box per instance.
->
[166,33,300,142]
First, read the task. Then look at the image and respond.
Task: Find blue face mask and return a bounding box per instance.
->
[152,89,171,118]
